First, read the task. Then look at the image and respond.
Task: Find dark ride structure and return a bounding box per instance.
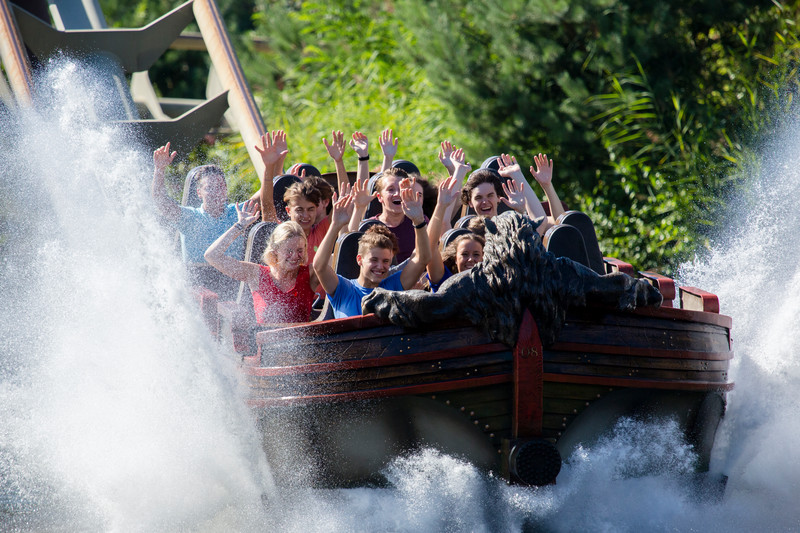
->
[1,0,733,489]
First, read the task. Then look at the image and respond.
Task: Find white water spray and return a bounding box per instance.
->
[3,58,799,532]
[0,59,273,531]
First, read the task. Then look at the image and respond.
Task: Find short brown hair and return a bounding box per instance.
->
[284,181,321,206]
[358,224,399,256]
[375,167,409,194]
[304,175,334,202]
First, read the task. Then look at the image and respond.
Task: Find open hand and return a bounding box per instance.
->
[323,130,346,162]
[379,128,399,159]
[500,180,528,214]
[236,199,260,228]
[497,153,524,180]
[530,153,553,186]
[331,190,355,226]
[349,131,369,158]
[438,140,455,174]
[153,142,177,171]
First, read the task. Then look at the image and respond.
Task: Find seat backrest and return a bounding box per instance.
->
[236,221,278,306]
[358,218,386,233]
[180,167,203,208]
[543,224,591,270]
[440,228,471,251]
[454,215,476,229]
[365,173,383,219]
[557,211,605,275]
[272,174,302,222]
[320,170,359,194]
[333,231,365,280]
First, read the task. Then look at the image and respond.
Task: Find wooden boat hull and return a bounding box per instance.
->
[245,306,732,487]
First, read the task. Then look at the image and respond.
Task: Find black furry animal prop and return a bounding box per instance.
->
[362,212,662,346]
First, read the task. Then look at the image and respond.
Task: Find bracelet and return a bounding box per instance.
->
[233,222,245,232]
[413,220,428,229]
[358,155,370,161]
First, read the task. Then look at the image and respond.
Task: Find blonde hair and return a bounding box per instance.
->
[262,221,308,267]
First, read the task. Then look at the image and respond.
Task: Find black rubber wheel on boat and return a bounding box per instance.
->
[509,439,562,486]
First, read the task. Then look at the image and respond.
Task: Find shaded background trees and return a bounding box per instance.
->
[102,0,800,271]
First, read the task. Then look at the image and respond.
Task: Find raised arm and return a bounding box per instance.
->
[312,192,354,296]
[151,143,180,225]
[204,199,261,285]
[530,153,565,222]
[347,177,377,232]
[378,128,398,172]
[323,129,350,194]
[442,147,471,228]
[437,140,455,176]
[497,153,547,219]
[350,131,370,186]
[255,130,289,223]
[398,179,432,290]
[426,176,460,284]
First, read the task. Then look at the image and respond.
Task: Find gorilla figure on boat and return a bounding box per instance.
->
[362,211,662,346]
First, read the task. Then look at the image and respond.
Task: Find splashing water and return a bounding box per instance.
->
[2,58,799,531]
[0,60,273,531]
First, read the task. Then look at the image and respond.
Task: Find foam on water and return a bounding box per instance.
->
[2,58,800,531]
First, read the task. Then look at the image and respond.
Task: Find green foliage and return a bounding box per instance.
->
[99,0,800,270]
[243,0,457,177]
[394,0,800,270]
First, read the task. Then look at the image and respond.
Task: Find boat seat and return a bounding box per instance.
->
[440,228,471,251]
[358,218,386,232]
[454,215,476,229]
[272,174,302,222]
[333,231,365,280]
[557,211,605,275]
[543,224,592,270]
[365,173,383,219]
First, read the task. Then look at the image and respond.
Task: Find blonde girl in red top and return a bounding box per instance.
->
[205,204,319,324]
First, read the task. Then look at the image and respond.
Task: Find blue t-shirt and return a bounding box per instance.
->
[178,203,245,264]
[329,271,405,318]
[425,265,453,293]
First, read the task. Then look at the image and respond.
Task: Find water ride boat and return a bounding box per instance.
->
[241,215,732,487]
[2,0,733,489]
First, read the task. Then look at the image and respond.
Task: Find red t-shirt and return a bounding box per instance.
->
[252,264,315,324]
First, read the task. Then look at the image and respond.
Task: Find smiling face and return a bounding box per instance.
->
[357,246,394,287]
[197,173,228,213]
[274,235,307,273]
[286,198,318,234]
[455,238,484,272]
[470,183,499,218]
[377,174,404,215]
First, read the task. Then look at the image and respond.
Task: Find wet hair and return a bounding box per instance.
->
[358,224,399,256]
[284,180,322,207]
[191,164,226,190]
[303,175,334,203]
[262,221,308,267]
[375,167,410,194]
[461,169,504,206]
[442,233,485,273]
[467,216,486,238]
